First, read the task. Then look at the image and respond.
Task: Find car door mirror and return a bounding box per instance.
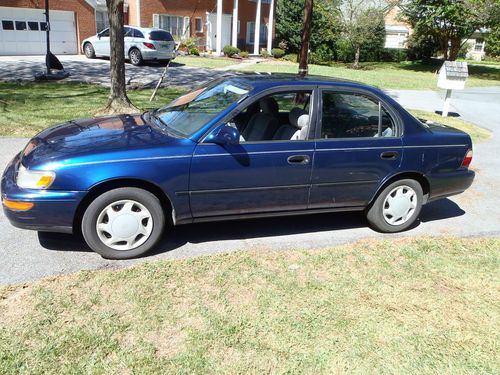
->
[205,123,240,146]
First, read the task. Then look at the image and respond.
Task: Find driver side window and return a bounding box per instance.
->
[321,91,396,139]
[230,90,312,143]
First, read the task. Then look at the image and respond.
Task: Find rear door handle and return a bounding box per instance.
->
[287,155,310,165]
[380,151,399,160]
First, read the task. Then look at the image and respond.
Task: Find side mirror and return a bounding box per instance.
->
[205,124,240,146]
[97,33,101,39]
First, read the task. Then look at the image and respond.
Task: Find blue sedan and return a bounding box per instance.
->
[1,74,475,259]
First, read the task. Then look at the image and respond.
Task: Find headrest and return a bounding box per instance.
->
[297,114,309,129]
[259,97,279,114]
[289,107,307,128]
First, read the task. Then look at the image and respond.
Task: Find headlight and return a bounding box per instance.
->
[17,165,55,189]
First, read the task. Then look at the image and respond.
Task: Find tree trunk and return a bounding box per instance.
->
[448,36,461,61]
[99,0,137,114]
[298,0,313,78]
[352,45,361,69]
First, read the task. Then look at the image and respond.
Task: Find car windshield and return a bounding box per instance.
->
[149,30,174,41]
[153,79,251,137]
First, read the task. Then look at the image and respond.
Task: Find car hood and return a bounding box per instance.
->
[21,114,181,168]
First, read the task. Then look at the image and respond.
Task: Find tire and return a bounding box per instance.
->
[83,43,96,59]
[129,48,143,66]
[81,187,165,259]
[366,179,423,233]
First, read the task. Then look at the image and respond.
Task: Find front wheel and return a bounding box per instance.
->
[129,48,143,66]
[84,43,96,59]
[366,179,423,233]
[81,187,165,259]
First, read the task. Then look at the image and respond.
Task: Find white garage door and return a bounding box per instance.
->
[0,6,77,55]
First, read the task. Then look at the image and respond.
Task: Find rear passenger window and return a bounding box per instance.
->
[149,30,173,41]
[321,91,396,139]
[133,29,144,38]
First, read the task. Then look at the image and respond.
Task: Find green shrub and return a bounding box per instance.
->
[334,38,355,62]
[222,45,240,57]
[271,48,285,58]
[260,48,270,58]
[180,37,198,50]
[380,48,408,62]
[240,51,249,58]
[282,53,298,62]
[189,47,200,56]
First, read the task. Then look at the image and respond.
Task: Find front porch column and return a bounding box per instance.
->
[266,0,274,53]
[232,0,238,47]
[216,0,223,55]
[253,0,262,55]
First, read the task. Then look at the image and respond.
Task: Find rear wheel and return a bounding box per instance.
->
[129,48,143,66]
[81,187,165,259]
[366,179,423,233]
[84,42,95,59]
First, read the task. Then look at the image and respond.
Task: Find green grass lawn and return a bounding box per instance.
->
[174,55,240,69]
[1,237,498,374]
[235,60,500,90]
[0,82,181,137]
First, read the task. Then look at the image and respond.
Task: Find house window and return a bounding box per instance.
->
[249,0,272,3]
[95,10,109,33]
[28,21,39,31]
[195,17,202,32]
[246,22,268,44]
[474,38,484,52]
[155,15,188,37]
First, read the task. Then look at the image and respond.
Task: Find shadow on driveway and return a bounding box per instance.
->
[37,198,465,257]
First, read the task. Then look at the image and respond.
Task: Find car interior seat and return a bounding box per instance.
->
[242,97,280,141]
[273,107,307,140]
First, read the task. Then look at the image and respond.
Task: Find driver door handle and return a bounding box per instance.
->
[380,151,399,160]
[287,155,310,165]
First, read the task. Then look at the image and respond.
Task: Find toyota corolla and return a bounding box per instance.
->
[1,74,475,259]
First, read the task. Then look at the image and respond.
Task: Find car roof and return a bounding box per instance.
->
[220,72,378,91]
[123,25,170,34]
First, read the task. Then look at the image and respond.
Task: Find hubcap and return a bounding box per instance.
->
[96,200,153,251]
[130,50,140,64]
[382,185,417,226]
[85,45,92,56]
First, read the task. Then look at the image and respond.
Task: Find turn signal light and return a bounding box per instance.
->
[2,199,34,211]
[462,149,473,168]
[143,42,156,50]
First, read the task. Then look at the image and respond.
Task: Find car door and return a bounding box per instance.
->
[309,88,403,209]
[93,28,110,56]
[189,88,317,219]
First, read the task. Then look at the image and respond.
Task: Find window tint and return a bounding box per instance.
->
[149,30,173,41]
[321,91,395,139]
[2,20,14,30]
[15,21,27,30]
[28,21,39,31]
[133,29,144,38]
[99,28,110,37]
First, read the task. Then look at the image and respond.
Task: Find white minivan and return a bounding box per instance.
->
[82,26,176,65]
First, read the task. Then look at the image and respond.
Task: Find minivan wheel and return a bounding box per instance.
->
[129,48,143,66]
[366,179,423,233]
[82,187,165,259]
[84,43,96,58]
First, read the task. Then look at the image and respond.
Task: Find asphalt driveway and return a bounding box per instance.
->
[1,84,499,285]
[0,55,226,89]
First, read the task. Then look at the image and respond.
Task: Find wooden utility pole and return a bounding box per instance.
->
[298,0,313,78]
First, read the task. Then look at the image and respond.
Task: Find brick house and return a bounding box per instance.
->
[0,0,275,55]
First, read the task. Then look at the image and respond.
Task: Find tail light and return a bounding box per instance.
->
[461,149,473,168]
[143,42,156,50]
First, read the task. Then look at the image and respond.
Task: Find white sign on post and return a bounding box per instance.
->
[437,61,468,117]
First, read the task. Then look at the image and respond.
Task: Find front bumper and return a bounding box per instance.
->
[1,153,86,234]
[427,169,475,202]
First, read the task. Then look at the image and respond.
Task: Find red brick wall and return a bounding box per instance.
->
[1,0,96,52]
[138,0,271,51]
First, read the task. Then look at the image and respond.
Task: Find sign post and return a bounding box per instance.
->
[437,61,468,117]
